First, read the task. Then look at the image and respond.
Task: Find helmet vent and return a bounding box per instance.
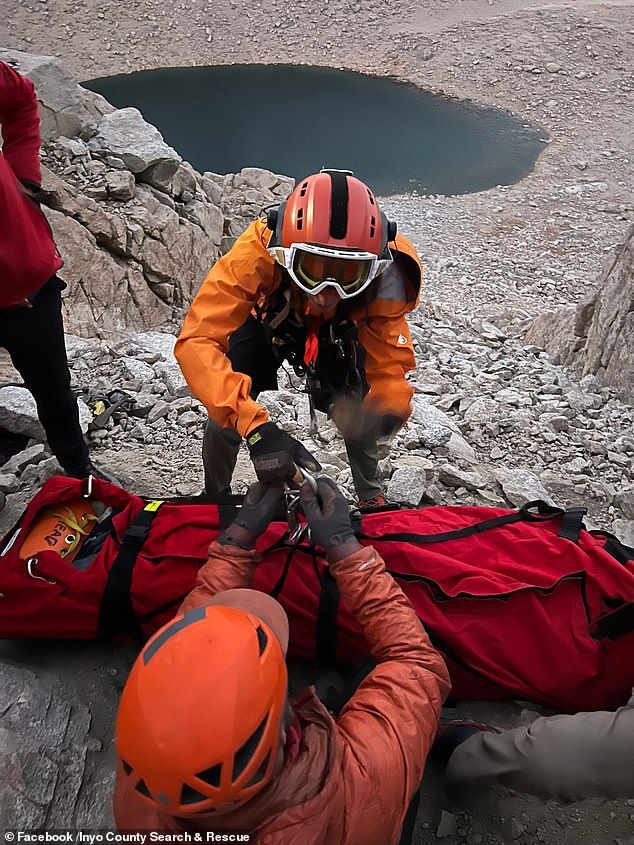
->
[367,189,375,206]
[121,760,133,776]
[135,779,153,799]
[370,215,376,238]
[143,605,207,665]
[232,715,268,781]
[245,750,271,788]
[299,181,309,197]
[180,783,211,805]
[255,625,269,656]
[296,208,304,230]
[196,763,222,788]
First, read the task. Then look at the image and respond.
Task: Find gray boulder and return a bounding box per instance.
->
[0,386,46,439]
[88,107,181,177]
[387,466,430,506]
[0,660,115,830]
[526,223,634,404]
[494,467,556,507]
[0,49,110,140]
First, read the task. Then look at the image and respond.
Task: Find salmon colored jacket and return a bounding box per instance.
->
[113,541,450,845]
[175,218,423,437]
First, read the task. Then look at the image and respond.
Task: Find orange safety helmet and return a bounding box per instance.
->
[115,604,288,817]
[267,169,397,300]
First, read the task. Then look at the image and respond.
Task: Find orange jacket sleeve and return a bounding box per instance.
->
[177,540,260,615]
[174,219,278,437]
[359,308,416,419]
[357,233,421,419]
[332,545,450,835]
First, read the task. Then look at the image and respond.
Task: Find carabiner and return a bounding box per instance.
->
[26,558,57,585]
[297,467,319,495]
[282,482,301,535]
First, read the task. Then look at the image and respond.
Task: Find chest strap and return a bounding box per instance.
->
[97,500,164,642]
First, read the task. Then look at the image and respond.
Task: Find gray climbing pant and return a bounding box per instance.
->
[445,691,634,803]
[202,417,382,501]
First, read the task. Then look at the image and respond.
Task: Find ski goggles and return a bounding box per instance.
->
[268,243,392,299]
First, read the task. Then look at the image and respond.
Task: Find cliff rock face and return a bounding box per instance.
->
[526,223,634,403]
[0,49,293,339]
[577,223,634,402]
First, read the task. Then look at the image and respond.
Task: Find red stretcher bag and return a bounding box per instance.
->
[1,475,633,711]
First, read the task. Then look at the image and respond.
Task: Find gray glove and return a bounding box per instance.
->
[329,396,405,444]
[299,477,362,563]
[220,482,284,549]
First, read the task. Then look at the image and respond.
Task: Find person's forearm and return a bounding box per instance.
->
[332,545,448,677]
[178,541,260,614]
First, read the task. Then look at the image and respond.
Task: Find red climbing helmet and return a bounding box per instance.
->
[267,169,397,299]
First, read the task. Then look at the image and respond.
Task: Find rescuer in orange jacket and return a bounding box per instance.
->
[113,477,450,844]
[175,169,423,505]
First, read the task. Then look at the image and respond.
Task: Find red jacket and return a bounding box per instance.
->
[113,542,450,844]
[0,61,62,308]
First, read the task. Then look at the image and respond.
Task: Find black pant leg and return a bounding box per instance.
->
[226,315,280,393]
[397,789,421,845]
[0,282,89,471]
[199,316,279,495]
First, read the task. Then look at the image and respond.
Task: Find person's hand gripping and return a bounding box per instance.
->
[299,477,362,563]
[220,481,284,549]
[247,421,321,485]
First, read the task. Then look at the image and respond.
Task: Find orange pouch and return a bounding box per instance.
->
[19,498,98,564]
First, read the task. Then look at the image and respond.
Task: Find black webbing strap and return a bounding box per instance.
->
[355,509,527,545]
[261,536,338,664]
[557,507,586,543]
[97,500,164,642]
[592,602,634,640]
[355,500,586,546]
[269,544,298,599]
[315,567,340,667]
[162,492,244,530]
[599,533,634,566]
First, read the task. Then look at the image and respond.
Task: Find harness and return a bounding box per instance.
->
[254,275,369,429]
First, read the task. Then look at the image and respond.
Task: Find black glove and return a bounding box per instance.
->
[246,421,321,485]
[430,722,499,766]
[220,482,284,549]
[299,477,361,563]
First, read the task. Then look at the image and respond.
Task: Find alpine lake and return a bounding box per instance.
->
[84,64,548,196]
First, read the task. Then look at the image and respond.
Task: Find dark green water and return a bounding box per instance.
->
[84,64,547,196]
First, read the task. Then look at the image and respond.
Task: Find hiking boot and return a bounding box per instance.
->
[431,720,500,765]
[358,493,385,508]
